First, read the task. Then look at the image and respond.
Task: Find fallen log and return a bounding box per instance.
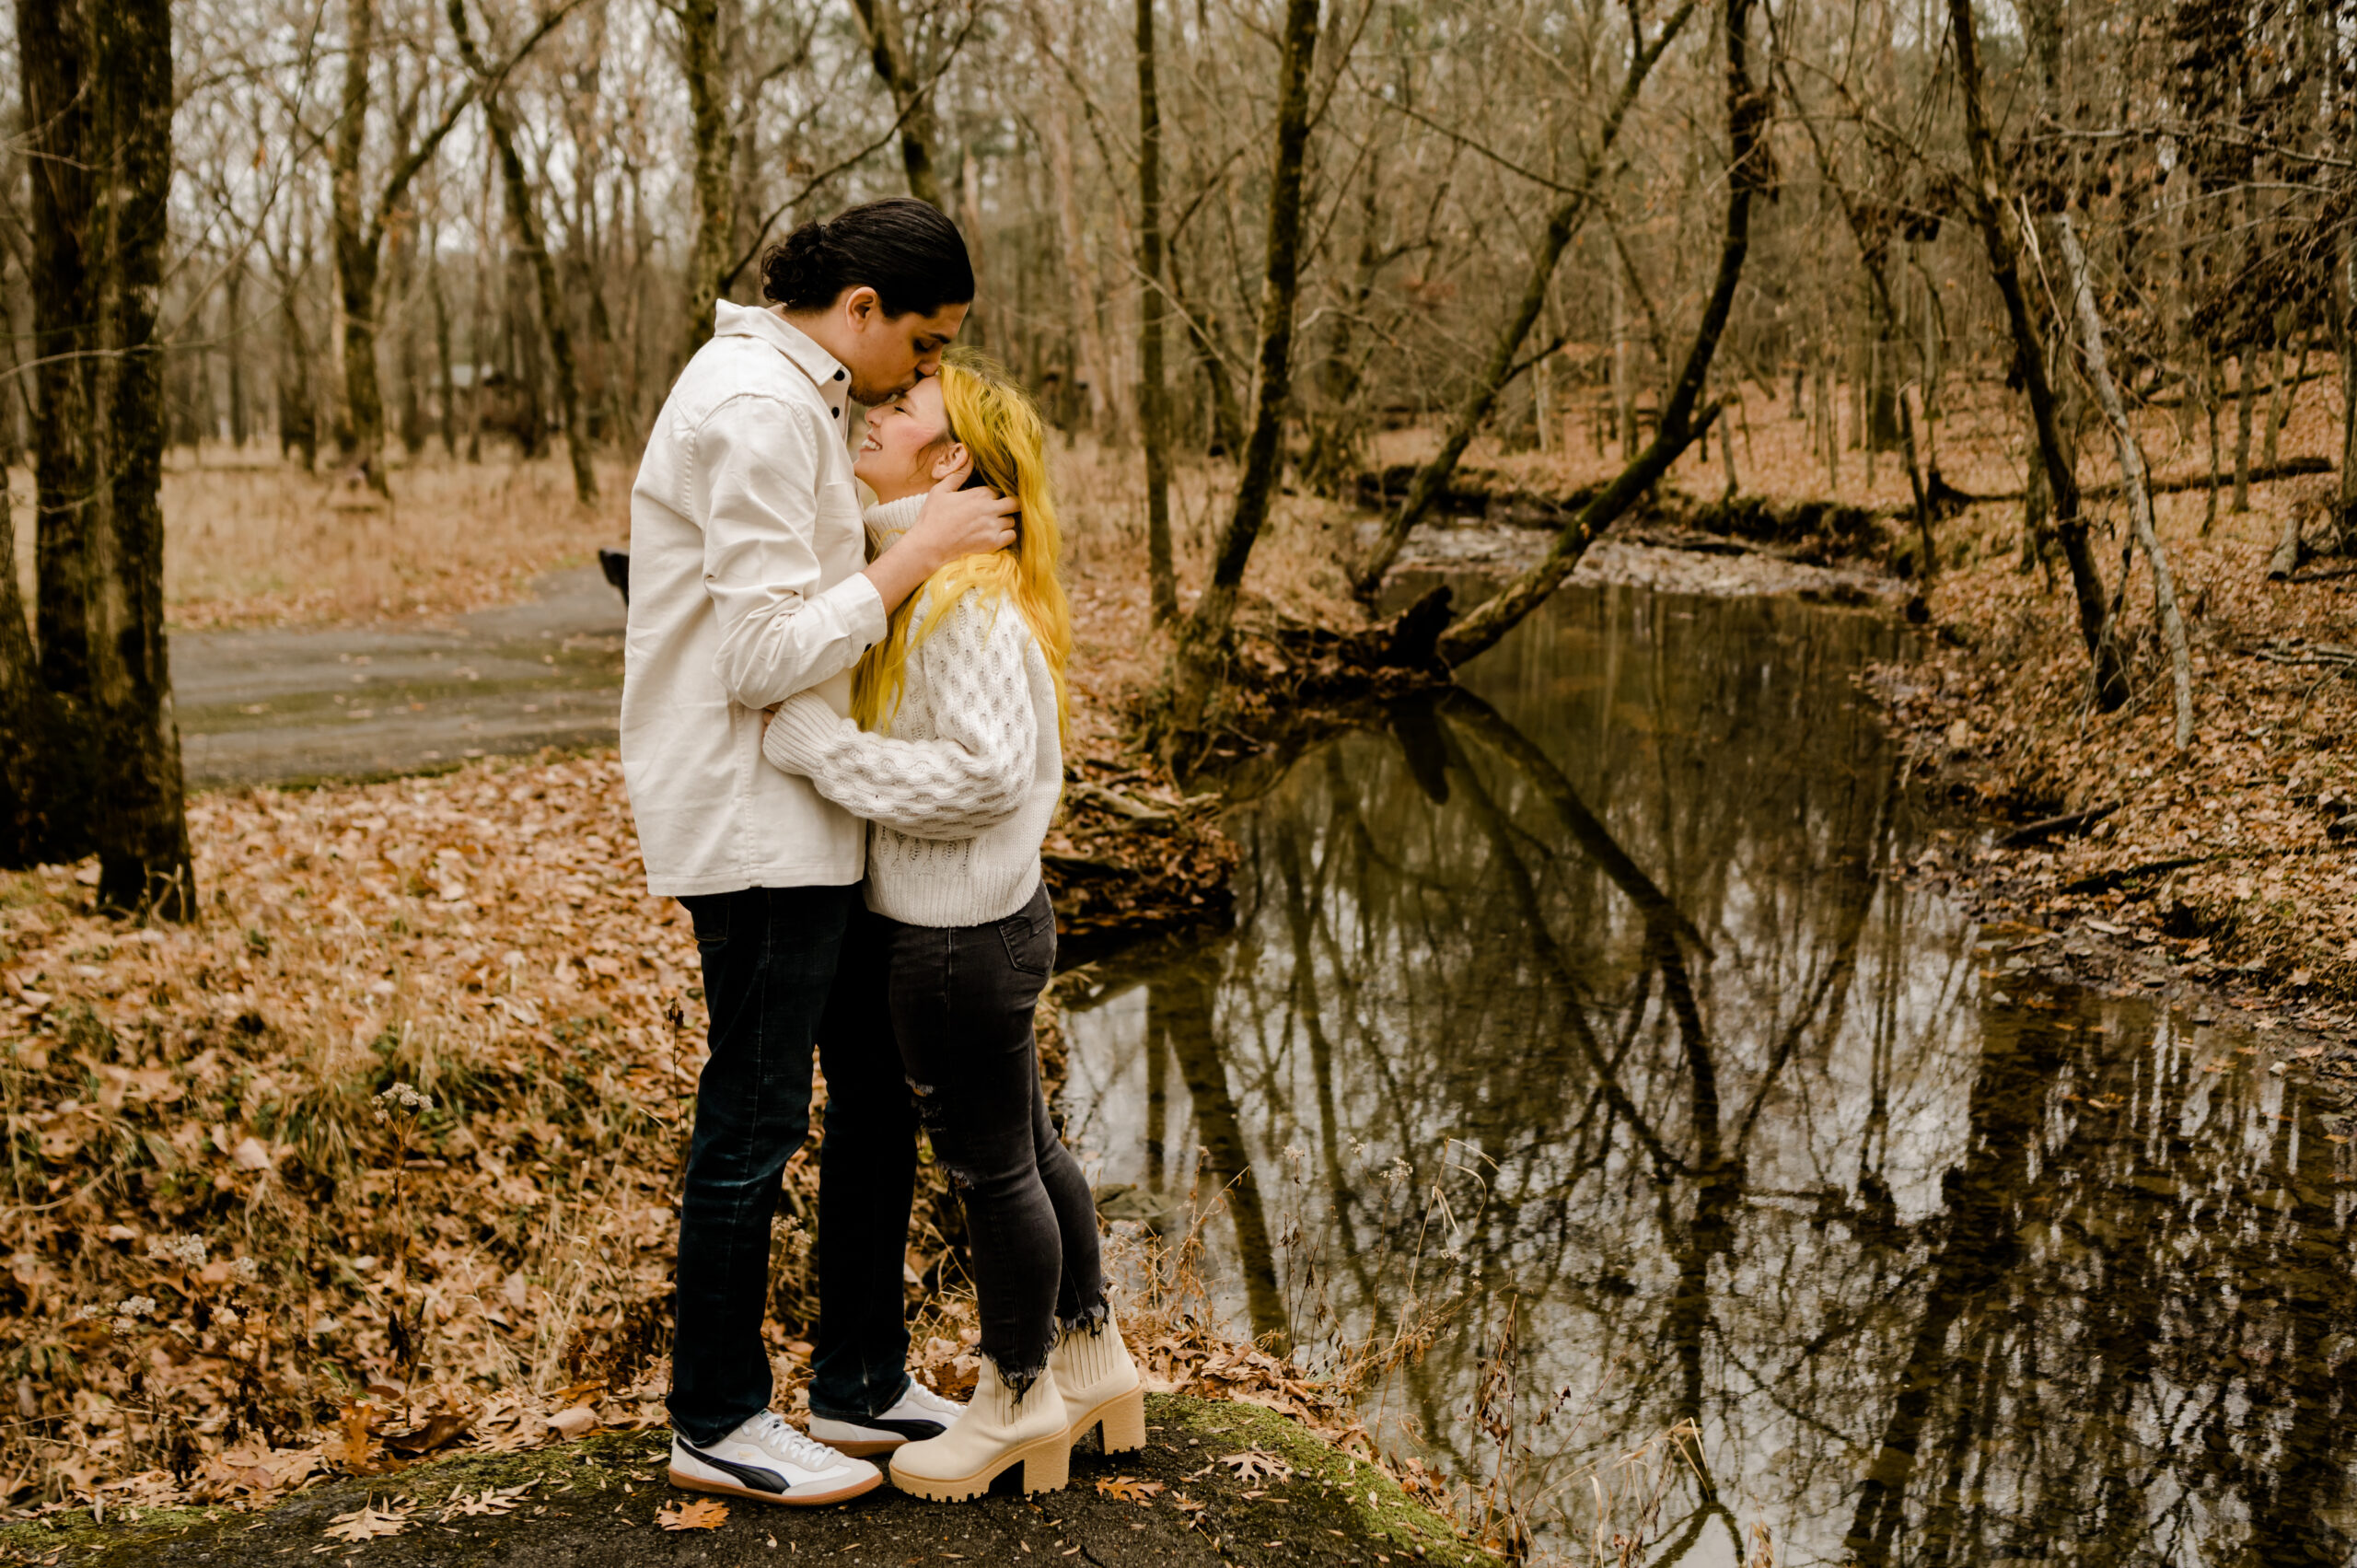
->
[1929,455,2333,507]
[2061,854,2213,895]
[2268,510,2305,580]
[1996,801,2119,849]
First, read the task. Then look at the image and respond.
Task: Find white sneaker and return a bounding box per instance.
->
[668,1410,883,1505]
[807,1379,967,1457]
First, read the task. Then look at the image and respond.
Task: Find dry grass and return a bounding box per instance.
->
[10,443,630,633]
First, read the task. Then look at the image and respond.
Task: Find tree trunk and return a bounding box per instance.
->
[2058,214,2193,749]
[679,0,731,362]
[1045,102,1112,436]
[0,482,84,866]
[1433,0,1763,668]
[849,0,943,208]
[1135,0,1176,625]
[330,0,390,494]
[1164,0,1320,739]
[21,0,94,706]
[12,0,192,908]
[395,227,426,458]
[2233,345,2254,512]
[1942,0,2127,708]
[225,261,250,449]
[87,0,189,912]
[433,255,457,456]
[1168,245,1242,457]
[452,0,597,504]
[1348,0,1698,599]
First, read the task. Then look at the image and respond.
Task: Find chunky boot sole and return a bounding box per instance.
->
[889,1433,1071,1502]
[667,1465,884,1507]
[1066,1385,1147,1455]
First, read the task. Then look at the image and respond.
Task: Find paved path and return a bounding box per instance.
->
[174,567,626,789]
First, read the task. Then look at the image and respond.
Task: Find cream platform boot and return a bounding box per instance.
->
[887,1358,1071,1502]
[1051,1307,1145,1455]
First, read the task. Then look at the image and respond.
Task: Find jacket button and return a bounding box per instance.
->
[830,407,841,417]
[833,369,845,380]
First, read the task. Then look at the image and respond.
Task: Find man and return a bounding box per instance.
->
[622,198,1016,1506]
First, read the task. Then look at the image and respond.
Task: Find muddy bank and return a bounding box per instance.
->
[0,1397,1481,1568]
[1861,460,2357,1090]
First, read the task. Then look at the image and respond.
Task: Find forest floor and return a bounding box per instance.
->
[0,1395,1485,1567]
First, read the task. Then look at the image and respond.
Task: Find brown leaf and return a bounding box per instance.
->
[656,1498,729,1530]
[546,1406,600,1441]
[443,1483,533,1518]
[323,1500,413,1543]
[1095,1476,1167,1504]
[1216,1449,1294,1485]
[383,1410,474,1457]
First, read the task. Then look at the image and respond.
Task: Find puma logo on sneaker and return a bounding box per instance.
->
[807,1379,966,1457]
[668,1410,882,1505]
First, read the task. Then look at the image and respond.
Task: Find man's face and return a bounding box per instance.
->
[838,291,970,405]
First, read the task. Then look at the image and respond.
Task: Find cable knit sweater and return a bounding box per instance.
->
[761,494,1062,927]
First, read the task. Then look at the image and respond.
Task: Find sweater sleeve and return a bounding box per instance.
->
[761,594,1039,840]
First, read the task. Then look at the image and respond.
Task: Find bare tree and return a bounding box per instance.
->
[676,0,731,358]
[1943,0,2127,708]
[1164,0,1322,739]
[451,0,598,504]
[2057,213,2193,749]
[849,0,944,207]
[1349,0,1700,600]
[329,0,580,494]
[1135,0,1176,624]
[1431,0,1765,667]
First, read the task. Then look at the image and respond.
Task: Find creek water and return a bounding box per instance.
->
[1058,579,2357,1566]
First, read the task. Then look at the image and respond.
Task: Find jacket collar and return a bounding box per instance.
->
[713,300,852,421]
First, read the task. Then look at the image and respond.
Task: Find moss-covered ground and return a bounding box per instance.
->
[0,1396,1489,1567]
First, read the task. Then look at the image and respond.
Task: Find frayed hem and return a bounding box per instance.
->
[982,1352,1052,1406]
[1057,1300,1111,1341]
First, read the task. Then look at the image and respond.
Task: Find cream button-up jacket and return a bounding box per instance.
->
[621,302,888,898]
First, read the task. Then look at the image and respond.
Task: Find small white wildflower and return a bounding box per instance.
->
[145,1233,207,1270]
[117,1295,157,1319]
[1384,1156,1412,1189]
[231,1258,259,1283]
[71,1303,102,1322]
[374,1082,432,1115]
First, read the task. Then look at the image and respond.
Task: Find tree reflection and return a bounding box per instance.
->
[1061,587,2357,1564]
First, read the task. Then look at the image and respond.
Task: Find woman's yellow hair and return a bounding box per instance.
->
[850,348,1073,743]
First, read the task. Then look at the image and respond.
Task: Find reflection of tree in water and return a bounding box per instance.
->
[1063,587,2357,1563]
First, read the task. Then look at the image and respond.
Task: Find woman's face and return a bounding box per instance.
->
[853,376,962,503]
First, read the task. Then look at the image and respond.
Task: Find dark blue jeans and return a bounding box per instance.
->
[668,884,919,1446]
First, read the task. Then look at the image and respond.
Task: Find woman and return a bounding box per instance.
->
[761,348,1142,1503]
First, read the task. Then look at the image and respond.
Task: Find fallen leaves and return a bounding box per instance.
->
[442,1483,533,1518]
[322,1499,414,1544]
[1216,1449,1294,1486]
[382,1409,475,1458]
[1095,1476,1167,1504]
[656,1498,730,1530]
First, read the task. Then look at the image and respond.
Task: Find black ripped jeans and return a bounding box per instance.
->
[863,883,1103,1386]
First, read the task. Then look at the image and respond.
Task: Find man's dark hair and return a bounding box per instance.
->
[761,197,975,318]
